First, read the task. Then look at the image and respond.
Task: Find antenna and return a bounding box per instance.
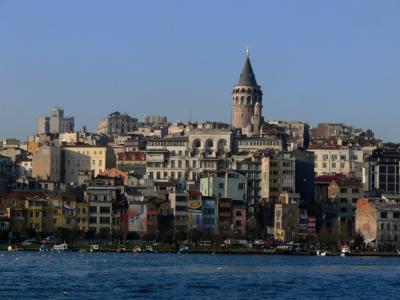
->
[246,46,250,57]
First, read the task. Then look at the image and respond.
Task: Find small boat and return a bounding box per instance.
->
[132,246,142,253]
[178,245,189,254]
[340,245,351,257]
[316,250,334,256]
[145,246,156,253]
[39,244,51,252]
[7,245,23,252]
[117,247,127,253]
[90,245,101,252]
[53,243,69,251]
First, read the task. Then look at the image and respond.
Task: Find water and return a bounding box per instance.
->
[0,252,399,299]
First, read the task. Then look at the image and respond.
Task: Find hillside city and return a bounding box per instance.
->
[0,53,398,253]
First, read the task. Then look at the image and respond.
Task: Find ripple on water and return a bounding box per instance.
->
[0,253,400,299]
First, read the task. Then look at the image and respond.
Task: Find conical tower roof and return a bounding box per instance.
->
[237,52,258,86]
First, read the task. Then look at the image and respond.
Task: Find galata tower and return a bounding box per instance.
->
[232,49,263,136]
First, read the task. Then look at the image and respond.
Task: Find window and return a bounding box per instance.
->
[89,217,97,224]
[236,221,242,227]
[89,206,97,214]
[236,210,242,217]
[100,207,110,214]
[381,212,388,219]
[352,188,359,194]
[322,163,327,168]
[100,217,110,224]
[98,160,102,166]
[238,183,245,190]
[394,213,400,219]
[332,163,336,168]
[340,188,347,193]
[340,198,347,203]
[219,183,224,189]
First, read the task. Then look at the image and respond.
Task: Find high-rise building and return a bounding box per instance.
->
[37,116,50,134]
[37,107,75,134]
[232,50,263,136]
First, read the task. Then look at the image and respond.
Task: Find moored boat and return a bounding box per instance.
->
[178,245,189,254]
[53,243,69,251]
[340,245,351,257]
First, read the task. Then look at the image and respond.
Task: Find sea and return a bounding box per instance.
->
[0,252,399,299]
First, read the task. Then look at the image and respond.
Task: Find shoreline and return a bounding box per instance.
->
[2,245,400,257]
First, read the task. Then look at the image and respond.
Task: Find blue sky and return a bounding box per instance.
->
[0,0,399,141]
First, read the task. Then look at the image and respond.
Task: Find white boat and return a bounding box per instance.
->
[8,245,23,252]
[90,244,100,252]
[316,250,333,256]
[340,245,351,257]
[53,243,69,251]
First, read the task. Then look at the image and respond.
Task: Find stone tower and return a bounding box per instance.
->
[232,50,263,136]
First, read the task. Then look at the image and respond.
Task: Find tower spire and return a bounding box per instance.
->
[237,49,257,86]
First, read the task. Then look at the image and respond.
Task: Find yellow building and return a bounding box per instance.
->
[63,146,116,184]
[25,198,52,233]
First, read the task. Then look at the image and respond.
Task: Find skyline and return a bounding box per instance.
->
[1,1,400,141]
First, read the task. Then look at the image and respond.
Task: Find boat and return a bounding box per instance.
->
[53,243,69,251]
[7,245,24,251]
[117,247,127,253]
[90,244,101,252]
[340,245,351,257]
[39,244,51,252]
[145,246,156,253]
[132,246,142,253]
[316,250,333,256]
[178,245,189,254]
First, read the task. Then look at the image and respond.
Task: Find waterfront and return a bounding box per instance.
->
[1,253,399,299]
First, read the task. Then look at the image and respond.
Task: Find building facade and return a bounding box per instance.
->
[97,111,138,135]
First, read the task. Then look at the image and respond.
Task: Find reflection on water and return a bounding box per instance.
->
[1,252,399,299]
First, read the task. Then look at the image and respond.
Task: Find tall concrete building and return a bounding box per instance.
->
[50,107,75,134]
[37,107,75,134]
[37,116,50,134]
[232,50,263,136]
[32,145,61,182]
